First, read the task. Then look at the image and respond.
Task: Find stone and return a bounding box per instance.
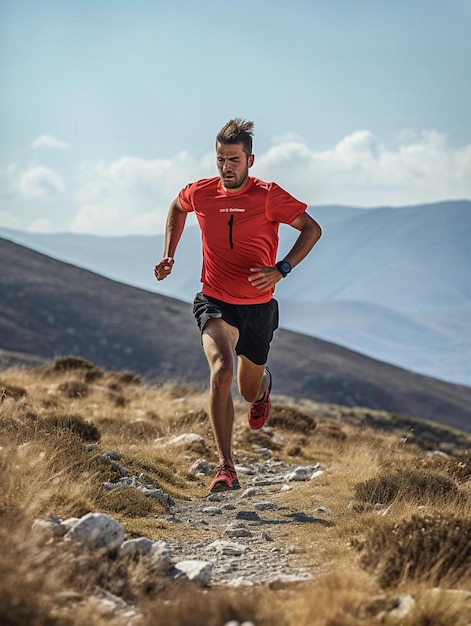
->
[174,560,213,586]
[168,433,204,446]
[206,541,248,556]
[254,501,278,511]
[285,466,310,481]
[149,540,174,572]
[202,506,223,516]
[189,459,213,475]
[120,537,154,557]
[33,515,67,538]
[64,513,125,551]
[225,527,253,538]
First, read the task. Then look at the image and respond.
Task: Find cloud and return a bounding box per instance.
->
[14,166,65,199]
[31,134,70,150]
[254,130,471,207]
[2,129,470,236]
[71,152,212,235]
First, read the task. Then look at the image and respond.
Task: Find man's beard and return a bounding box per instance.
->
[222,170,249,189]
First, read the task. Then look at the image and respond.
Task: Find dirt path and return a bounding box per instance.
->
[160,457,329,587]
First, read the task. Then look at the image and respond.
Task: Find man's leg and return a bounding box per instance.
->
[238,356,272,430]
[201,318,239,462]
[237,355,269,402]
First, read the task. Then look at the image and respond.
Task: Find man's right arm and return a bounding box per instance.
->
[154,196,188,281]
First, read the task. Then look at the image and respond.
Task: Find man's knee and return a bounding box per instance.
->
[210,358,234,389]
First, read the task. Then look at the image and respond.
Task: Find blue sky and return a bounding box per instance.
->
[1,0,470,236]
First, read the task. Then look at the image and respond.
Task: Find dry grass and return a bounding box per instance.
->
[1,358,470,626]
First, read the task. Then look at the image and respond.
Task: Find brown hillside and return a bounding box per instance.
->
[1,237,470,432]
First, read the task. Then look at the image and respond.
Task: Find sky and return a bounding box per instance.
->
[1,0,470,236]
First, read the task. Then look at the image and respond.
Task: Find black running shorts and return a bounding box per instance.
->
[192,292,279,366]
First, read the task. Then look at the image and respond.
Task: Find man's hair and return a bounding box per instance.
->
[216,118,254,156]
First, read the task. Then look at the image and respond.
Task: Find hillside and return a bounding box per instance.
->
[1,237,471,432]
[1,361,470,626]
[2,199,470,385]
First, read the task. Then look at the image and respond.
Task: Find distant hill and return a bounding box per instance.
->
[2,199,470,386]
[1,237,470,433]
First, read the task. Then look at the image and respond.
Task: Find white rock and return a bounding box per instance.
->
[174,560,213,586]
[149,540,173,572]
[168,433,204,446]
[120,537,154,557]
[64,513,125,551]
[310,469,324,479]
[206,541,248,556]
[285,466,310,481]
[189,459,212,475]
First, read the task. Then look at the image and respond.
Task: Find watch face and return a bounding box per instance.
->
[277,261,291,276]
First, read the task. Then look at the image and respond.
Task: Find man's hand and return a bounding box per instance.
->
[248,266,283,290]
[154,257,174,281]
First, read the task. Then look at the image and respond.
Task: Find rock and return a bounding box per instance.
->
[255,447,271,459]
[225,527,253,538]
[206,541,249,556]
[189,459,213,475]
[120,537,154,557]
[137,485,175,507]
[254,501,278,511]
[235,511,261,522]
[104,450,121,461]
[241,487,260,498]
[61,517,80,531]
[102,476,174,507]
[33,515,67,538]
[310,469,324,479]
[202,506,223,516]
[221,502,237,510]
[149,540,174,572]
[174,560,213,586]
[168,433,204,446]
[285,466,310,481]
[64,513,125,551]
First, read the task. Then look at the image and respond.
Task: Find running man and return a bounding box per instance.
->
[154,118,322,492]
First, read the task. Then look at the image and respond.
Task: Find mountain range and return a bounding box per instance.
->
[1,237,471,433]
[1,199,470,386]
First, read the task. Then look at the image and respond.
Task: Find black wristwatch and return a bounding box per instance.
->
[276,260,292,278]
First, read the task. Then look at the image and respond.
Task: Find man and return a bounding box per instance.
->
[154,119,322,493]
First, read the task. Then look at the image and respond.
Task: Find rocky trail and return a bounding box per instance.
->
[160,456,329,587]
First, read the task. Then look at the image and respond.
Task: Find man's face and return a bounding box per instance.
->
[216,142,254,193]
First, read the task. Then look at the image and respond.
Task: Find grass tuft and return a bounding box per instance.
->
[354,469,459,506]
[359,512,471,588]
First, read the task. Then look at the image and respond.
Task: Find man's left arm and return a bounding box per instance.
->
[248,212,322,290]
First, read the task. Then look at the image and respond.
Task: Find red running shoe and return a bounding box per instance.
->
[248,368,272,430]
[209,459,241,492]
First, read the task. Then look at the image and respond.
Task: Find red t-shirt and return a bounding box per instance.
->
[178,176,307,304]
